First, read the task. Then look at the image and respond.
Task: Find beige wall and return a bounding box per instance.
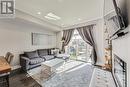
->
[0,18,56,68]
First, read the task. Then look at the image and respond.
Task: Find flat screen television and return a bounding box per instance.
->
[104,0,129,38]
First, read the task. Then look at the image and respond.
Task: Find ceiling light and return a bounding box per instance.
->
[44,16,57,20]
[61,24,65,26]
[47,13,61,20]
[37,12,41,15]
[44,12,61,20]
[78,18,81,20]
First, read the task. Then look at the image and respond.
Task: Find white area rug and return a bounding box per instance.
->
[27,60,94,87]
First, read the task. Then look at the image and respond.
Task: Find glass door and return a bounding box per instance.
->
[66,30,92,62]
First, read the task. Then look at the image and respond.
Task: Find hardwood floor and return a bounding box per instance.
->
[9,72,41,87]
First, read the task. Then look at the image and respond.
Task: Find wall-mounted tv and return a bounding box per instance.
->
[104,0,129,38]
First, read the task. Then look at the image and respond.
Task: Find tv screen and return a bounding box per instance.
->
[104,0,129,37]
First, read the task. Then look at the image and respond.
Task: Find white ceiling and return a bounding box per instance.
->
[16,0,104,28]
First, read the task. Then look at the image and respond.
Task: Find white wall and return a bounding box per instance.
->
[112,26,130,87]
[104,0,114,15]
[93,19,105,65]
[0,18,56,68]
[112,0,130,86]
[56,31,63,50]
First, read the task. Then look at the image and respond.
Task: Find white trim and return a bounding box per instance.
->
[104,9,116,17]
[63,17,103,30]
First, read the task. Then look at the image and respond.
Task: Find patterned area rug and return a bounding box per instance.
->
[27,60,94,87]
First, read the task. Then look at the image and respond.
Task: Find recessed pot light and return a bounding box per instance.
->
[37,12,41,15]
[78,18,81,21]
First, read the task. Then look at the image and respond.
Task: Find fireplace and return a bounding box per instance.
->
[113,54,127,87]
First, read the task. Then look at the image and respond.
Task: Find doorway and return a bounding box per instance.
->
[66,30,92,63]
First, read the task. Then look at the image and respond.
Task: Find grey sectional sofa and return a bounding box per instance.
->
[20,49,55,72]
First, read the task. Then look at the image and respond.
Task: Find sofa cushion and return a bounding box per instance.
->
[24,51,39,59]
[42,55,55,61]
[37,49,49,57]
[29,58,45,65]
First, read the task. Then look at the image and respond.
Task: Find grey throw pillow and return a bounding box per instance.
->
[29,58,45,65]
[43,55,54,61]
[25,51,39,59]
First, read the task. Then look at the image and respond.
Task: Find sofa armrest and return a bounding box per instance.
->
[20,57,30,72]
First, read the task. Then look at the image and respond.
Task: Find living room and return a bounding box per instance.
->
[0,0,129,87]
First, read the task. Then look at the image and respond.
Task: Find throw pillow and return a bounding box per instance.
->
[24,51,39,59]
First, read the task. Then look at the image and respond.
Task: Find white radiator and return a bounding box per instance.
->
[89,68,116,87]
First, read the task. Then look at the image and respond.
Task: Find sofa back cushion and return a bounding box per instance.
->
[37,49,49,57]
[24,51,39,59]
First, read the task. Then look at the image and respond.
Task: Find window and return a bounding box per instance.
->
[66,30,92,62]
